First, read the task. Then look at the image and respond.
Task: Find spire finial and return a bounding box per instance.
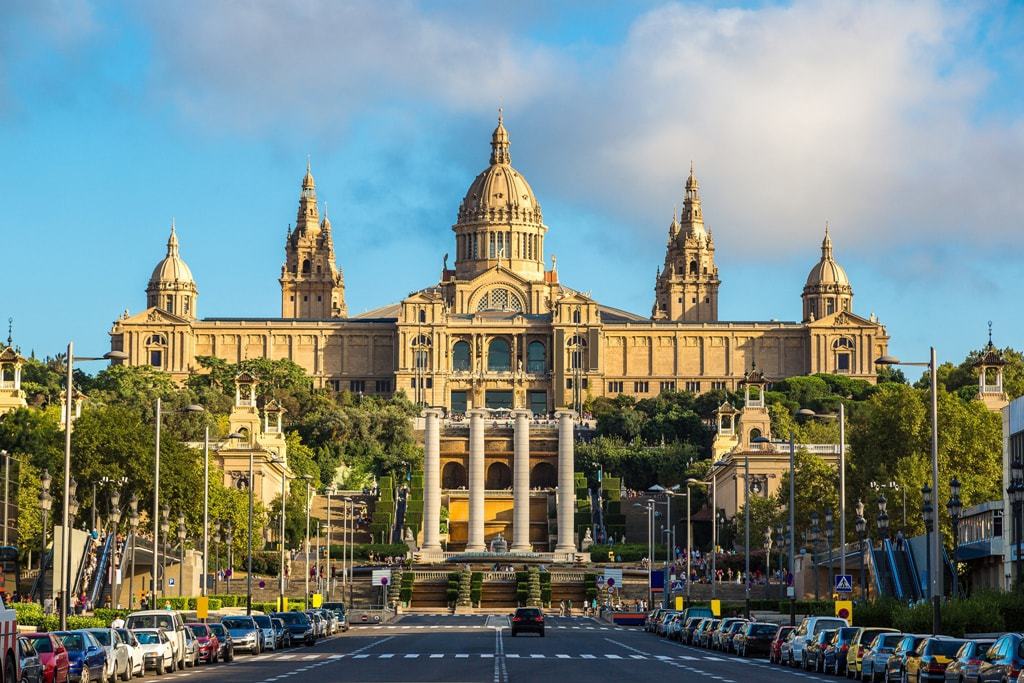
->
[988,320,994,347]
[307,154,311,174]
[167,219,179,256]
[498,105,503,125]
[7,317,12,347]
[490,108,510,165]
[821,221,834,260]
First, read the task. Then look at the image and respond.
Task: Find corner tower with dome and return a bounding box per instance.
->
[110,112,889,404]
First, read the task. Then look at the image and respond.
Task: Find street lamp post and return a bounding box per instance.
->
[855,499,867,599]
[797,407,847,582]
[108,490,122,607]
[633,501,654,608]
[743,454,752,618]
[278,468,288,611]
[127,494,139,609]
[876,348,941,634]
[1007,460,1024,589]
[225,522,234,596]
[824,509,834,596]
[685,478,711,601]
[38,471,52,596]
[212,528,221,596]
[763,528,772,599]
[774,525,785,594]
[177,513,186,598]
[325,488,333,601]
[64,478,79,616]
[300,475,313,606]
[343,496,353,603]
[809,512,821,600]
[946,478,962,600]
[922,483,935,630]
[159,506,170,602]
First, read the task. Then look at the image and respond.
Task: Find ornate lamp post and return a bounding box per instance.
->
[922,484,934,614]
[855,499,867,598]
[159,505,170,600]
[127,494,139,609]
[775,525,785,590]
[946,478,962,600]
[177,513,187,597]
[1007,460,1024,589]
[824,509,835,595]
[212,527,222,596]
[38,470,52,594]
[876,494,890,543]
[108,490,122,606]
[810,511,821,600]
[224,522,234,596]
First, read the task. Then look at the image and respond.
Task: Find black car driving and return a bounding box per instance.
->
[510,608,545,637]
[271,612,316,647]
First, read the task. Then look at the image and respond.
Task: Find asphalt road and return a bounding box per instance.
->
[142,614,843,683]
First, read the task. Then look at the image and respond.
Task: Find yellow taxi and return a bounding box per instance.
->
[904,636,966,682]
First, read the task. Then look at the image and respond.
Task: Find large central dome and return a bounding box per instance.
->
[452,114,549,283]
[457,114,543,226]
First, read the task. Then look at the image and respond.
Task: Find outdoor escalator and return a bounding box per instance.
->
[88,533,115,609]
[887,538,922,601]
[870,547,897,598]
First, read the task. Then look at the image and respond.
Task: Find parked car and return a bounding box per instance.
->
[510,607,545,637]
[19,637,44,683]
[252,615,277,652]
[113,628,143,679]
[885,634,927,683]
[683,617,706,645]
[976,633,1024,683]
[318,609,339,635]
[699,619,721,648]
[736,622,779,658]
[182,626,200,667]
[790,616,849,667]
[54,631,107,683]
[713,618,746,651]
[770,625,795,664]
[657,611,678,637]
[861,632,906,682]
[187,623,220,663]
[644,609,664,633]
[25,632,70,683]
[305,611,325,638]
[822,627,860,676]
[804,629,837,672]
[942,639,993,683]
[271,612,316,647]
[220,616,262,655]
[83,628,130,682]
[271,618,289,649]
[904,637,966,682]
[132,628,175,675]
[206,623,235,662]
[125,610,187,671]
[322,602,350,633]
[849,627,900,680]
[666,615,687,641]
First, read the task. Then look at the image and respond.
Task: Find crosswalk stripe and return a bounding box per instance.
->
[301,655,319,660]
[404,654,419,658]
[455,654,469,658]
[430,654,443,658]
[605,654,622,659]
[556,654,571,659]
[580,654,596,659]
[530,654,545,658]
[379,654,394,659]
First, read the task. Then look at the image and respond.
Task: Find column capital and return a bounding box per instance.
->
[467,408,489,419]
[421,407,444,419]
[510,409,532,419]
[555,409,577,421]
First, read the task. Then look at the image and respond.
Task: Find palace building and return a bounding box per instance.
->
[108,115,890,415]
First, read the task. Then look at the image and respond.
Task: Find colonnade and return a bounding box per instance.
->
[420,408,576,557]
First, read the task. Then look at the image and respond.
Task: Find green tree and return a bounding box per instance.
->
[775,450,840,540]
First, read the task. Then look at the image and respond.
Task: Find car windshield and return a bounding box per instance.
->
[516,609,541,618]
[134,632,160,645]
[208,624,226,636]
[222,618,254,630]
[59,634,85,650]
[813,620,845,634]
[30,637,52,653]
[928,640,965,657]
[272,612,309,625]
[838,627,858,640]
[89,630,110,646]
[752,625,778,636]
[189,625,207,637]
[253,616,272,628]
[127,615,176,630]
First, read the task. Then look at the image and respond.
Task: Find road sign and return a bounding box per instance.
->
[600,569,622,589]
[372,570,390,586]
[710,599,721,617]
[168,578,175,587]
[835,600,853,624]
[195,597,208,619]
[835,574,854,593]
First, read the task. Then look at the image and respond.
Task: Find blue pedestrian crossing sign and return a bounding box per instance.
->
[834,574,853,593]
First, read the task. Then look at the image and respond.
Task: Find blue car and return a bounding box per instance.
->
[54,631,106,683]
[220,616,262,655]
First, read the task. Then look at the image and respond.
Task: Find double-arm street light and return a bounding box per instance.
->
[946,478,962,600]
[855,499,867,598]
[38,471,52,594]
[876,349,941,634]
[686,476,716,598]
[59,344,126,629]
[300,474,314,605]
[632,500,655,608]
[797,406,848,583]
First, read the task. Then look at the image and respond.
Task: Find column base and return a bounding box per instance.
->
[416,546,445,563]
[465,544,486,552]
[553,548,578,562]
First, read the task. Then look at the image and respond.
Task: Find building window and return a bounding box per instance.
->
[452,340,471,371]
[528,390,547,416]
[450,391,468,414]
[826,298,835,315]
[660,381,676,393]
[290,296,294,302]
[833,337,854,373]
[704,297,710,303]
[489,233,496,258]
[472,233,478,258]
[607,381,624,393]
[303,296,308,302]
[412,377,433,389]
[572,309,581,324]
[685,381,700,393]
[485,390,513,409]
[691,297,697,304]
[419,309,427,323]
[165,295,174,311]
[476,288,523,312]
[711,381,727,390]
[302,259,311,274]
[149,350,162,367]
[375,380,392,393]
[317,295,322,302]
[994,510,1004,538]
[349,380,365,393]
[488,338,511,372]
[184,296,191,315]
[633,381,649,393]
[327,379,341,392]
[527,341,546,373]
[836,353,850,372]
[566,378,588,390]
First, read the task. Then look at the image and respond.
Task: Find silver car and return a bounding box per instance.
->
[860,632,904,682]
[84,628,131,682]
[252,615,277,651]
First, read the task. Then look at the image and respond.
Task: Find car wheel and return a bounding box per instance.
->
[81,666,91,683]
[120,660,131,681]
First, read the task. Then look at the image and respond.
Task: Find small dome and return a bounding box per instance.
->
[149,223,195,286]
[457,113,543,225]
[804,225,850,288]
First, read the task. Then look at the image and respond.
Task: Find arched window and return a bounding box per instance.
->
[488,339,511,372]
[568,335,587,370]
[302,259,311,274]
[316,265,322,274]
[689,260,698,275]
[452,341,471,372]
[571,309,581,324]
[833,337,854,373]
[413,334,431,370]
[476,289,523,312]
[527,341,546,373]
[418,309,426,324]
[749,428,762,442]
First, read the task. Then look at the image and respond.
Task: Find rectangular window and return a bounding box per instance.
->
[607,381,624,393]
[317,295,322,302]
[685,381,701,393]
[165,295,174,311]
[489,233,496,258]
[472,233,478,258]
[826,299,835,315]
[149,350,162,367]
[375,380,392,393]
[836,353,850,372]
[660,381,676,393]
[450,390,468,414]
[426,377,433,388]
[711,381,727,390]
[349,380,365,393]
[184,296,190,314]
[567,378,588,390]
[485,390,513,410]
[994,510,1004,538]
[528,390,547,417]
[633,381,649,393]
[327,380,341,392]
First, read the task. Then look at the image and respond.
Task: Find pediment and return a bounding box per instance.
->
[806,310,878,328]
[463,265,534,289]
[118,307,191,325]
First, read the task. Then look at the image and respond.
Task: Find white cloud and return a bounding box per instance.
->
[134,0,1024,255]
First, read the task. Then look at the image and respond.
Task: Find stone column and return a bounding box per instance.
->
[511,409,532,552]
[421,408,443,555]
[466,409,487,552]
[555,410,576,555]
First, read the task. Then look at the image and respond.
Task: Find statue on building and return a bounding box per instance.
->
[489,533,509,554]
[581,528,593,552]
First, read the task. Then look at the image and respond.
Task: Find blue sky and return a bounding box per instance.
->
[2,1,1022,372]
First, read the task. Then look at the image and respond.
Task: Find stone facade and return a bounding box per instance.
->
[109,116,890,412]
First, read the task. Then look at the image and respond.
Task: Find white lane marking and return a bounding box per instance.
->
[378,654,394,658]
[300,655,319,660]
[530,654,545,658]
[580,654,596,659]
[404,654,420,658]
[352,654,369,659]
[430,654,444,658]
[556,654,570,659]
[456,654,469,658]
[605,654,623,659]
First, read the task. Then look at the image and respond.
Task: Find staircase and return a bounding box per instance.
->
[88,533,115,608]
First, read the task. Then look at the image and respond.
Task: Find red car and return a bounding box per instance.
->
[770,626,795,664]
[186,623,221,663]
[24,632,70,683]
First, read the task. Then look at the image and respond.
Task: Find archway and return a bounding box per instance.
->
[530,462,557,489]
[442,461,467,489]
[486,462,512,490]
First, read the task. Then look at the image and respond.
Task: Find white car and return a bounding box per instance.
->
[183,626,200,667]
[252,615,276,651]
[788,616,849,666]
[84,628,131,682]
[114,627,145,678]
[132,628,175,675]
[126,610,188,670]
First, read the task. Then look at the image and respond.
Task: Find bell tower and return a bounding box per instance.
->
[652,163,720,321]
[974,323,1009,412]
[279,161,348,319]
